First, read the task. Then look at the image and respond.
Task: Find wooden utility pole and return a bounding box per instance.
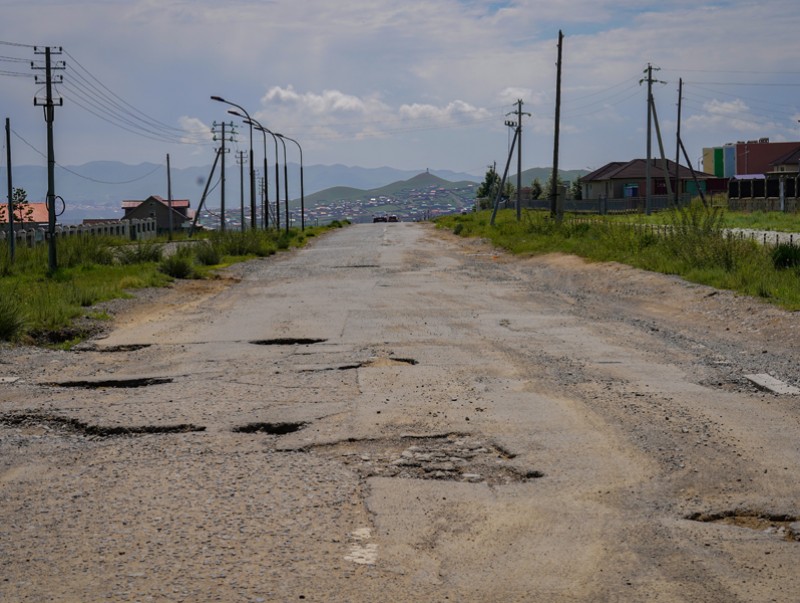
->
[550,30,564,221]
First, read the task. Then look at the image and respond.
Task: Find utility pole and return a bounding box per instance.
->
[166,153,173,241]
[505,99,530,222]
[640,63,665,215]
[675,78,683,207]
[5,118,15,262]
[551,30,564,221]
[212,121,235,231]
[32,46,64,273]
[237,150,246,232]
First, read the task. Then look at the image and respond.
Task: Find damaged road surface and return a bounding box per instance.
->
[2,223,800,601]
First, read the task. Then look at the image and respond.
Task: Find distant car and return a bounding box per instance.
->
[373,216,388,223]
[387,215,399,222]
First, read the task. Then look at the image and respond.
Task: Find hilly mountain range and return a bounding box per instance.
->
[0,161,482,223]
[0,161,588,224]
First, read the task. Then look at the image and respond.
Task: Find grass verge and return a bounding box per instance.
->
[437,205,800,310]
[0,223,345,345]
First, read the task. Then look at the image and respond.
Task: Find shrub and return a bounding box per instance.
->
[771,242,800,270]
[0,288,25,341]
[118,240,164,265]
[159,254,194,279]
[193,242,221,266]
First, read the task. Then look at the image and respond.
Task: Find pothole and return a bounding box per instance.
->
[250,338,328,346]
[97,344,153,353]
[687,510,800,541]
[315,433,542,486]
[0,411,205,438]
[362,357,418,367]
[299,357,418,372]
[233,421,308,435]
[51,377,173,389]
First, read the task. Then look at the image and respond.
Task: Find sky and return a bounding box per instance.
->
[2,0,800,180]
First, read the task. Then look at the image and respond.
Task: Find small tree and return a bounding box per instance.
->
[0,188,34,224]
[531,178,543,200]
[570,178,583,200]
[476,164,500,201]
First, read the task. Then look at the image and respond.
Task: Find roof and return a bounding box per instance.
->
[0,202,49,224]
[122,195,190,209]
[582,159,714,182]
[769,145,800,166]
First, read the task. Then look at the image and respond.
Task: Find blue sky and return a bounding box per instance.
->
[2,0,799,178]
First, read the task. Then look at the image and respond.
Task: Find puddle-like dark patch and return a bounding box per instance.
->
[0,411,205,437]
[51,377,173,389]
[98,344,152,353]
[233,421,308,435]
[314,433,540,486]
[336,264,380,269]
[687,510,800,541]
[299,358,418,373]
[250,338,328,346]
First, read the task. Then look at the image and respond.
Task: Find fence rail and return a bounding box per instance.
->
[0,218,157,247]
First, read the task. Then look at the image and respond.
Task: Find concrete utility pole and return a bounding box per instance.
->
[5,118,15,262]
[237,150,246,232]
[167,153,173,241]
[505,99,530,222]
[674,78,683,207]
[550,30,564,221]
[212,121,235,231]
[640,63,665,215]
[32,46,64,273]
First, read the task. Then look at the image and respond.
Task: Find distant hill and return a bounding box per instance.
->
[305,170,476,205]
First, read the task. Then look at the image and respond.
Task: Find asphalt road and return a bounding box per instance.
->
[2,222,800,602]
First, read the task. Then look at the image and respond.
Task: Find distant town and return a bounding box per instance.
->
[196,175,479,229]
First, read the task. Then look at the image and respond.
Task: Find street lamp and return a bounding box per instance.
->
[277,134,305,231]
[210,96,256,229]
[230,111,272,230]
[274,134,290,233]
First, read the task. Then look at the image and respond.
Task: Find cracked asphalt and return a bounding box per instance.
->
[2,221,800,602]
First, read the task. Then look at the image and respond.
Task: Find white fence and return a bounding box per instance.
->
[0,218,157,246]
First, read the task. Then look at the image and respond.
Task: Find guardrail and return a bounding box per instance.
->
[0,218,157,246]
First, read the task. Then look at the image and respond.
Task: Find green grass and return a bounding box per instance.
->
[0,223,346,344]
[437,205,800,310]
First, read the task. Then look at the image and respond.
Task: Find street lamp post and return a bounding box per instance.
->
[252,122,281,229]
[278,134,305,231]
[231,111,272,230]
[210,96,256,229]
[275,134,290,233]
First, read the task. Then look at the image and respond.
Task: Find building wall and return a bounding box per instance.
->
[734,140,799,175]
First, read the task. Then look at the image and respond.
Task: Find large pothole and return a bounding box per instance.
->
[232,421,308,435]
[50,377,173,389]
[314,433,542,486]
[687,510,800,542]
[250,338,328,346]
[0,411,205,438]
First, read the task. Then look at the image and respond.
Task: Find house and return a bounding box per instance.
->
[581,159,720,208]
[0,202,51,229]
[122,195,193,234]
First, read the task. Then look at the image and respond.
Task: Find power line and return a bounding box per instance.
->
[10,128,164,185]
